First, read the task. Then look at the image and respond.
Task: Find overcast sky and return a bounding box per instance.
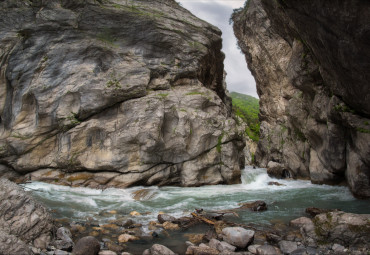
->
[177,0,258,98]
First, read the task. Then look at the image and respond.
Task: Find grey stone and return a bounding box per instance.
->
[290,248,308,255]
[54,227,74,251]
[149,244,175,255]
[157,214,177,224]
[256,245,280,255]
[332,243,345,252]
[278,241,297,254]
[73,236,100,255]
[221,227,254,249]
[248,244,261,254]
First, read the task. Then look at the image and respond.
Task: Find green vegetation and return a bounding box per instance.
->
[230,92,260,142]
[217,132,224,153]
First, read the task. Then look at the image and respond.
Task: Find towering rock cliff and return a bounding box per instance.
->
[232,0,370,197]
[0,0,245,188]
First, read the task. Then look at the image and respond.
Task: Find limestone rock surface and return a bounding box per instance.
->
[232,0,370,197]
[0,178,54,254]
[0,0,244,187]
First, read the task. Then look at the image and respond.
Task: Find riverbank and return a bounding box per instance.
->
[19,167,369,254]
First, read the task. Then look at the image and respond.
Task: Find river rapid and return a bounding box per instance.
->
[23,166,370,253]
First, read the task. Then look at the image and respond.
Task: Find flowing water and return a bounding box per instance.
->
[22,167,370,253]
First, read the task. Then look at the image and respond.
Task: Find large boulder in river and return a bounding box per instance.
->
[0,178,55,254]
[0,0,244,188]
[232,0,370,197]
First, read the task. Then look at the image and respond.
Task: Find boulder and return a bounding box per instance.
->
[268,181,285,186]
[186,245,219,255]
[162,222,180,230]
[305,207,336,217]
[221,227,254,248]
[149,244,176,255]
[267,162,292,179]
[238,201,267,211]
[54,227,74,251]
[73,236,100,255]
[209,238,236,252]
[256,244,280,255]
[278,240,297,254]
[158,214,177,224]
[118,234,139,243]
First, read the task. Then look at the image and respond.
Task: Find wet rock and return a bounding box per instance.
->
[149,244,176,255]
[268,182,285,186]
[256,244,280,255]
[221,227,254,249]
[209,238,236,252]
[289,248,308,255]
[118,234,139,243]
[105,241,126,253]
[290,217,313,228]
[132,189,155,201]
[122,219,135,228]
[70,224,87,234]
[158,214,177,224]
[129,211,141,216]
[162,222,180,230]
[184,234,205,244]
[73,236,100,255]
[238,201,267,211]
[278,241,297,254]
[54,227,74,251]
[0,178,54,253]
[266,162,292,179]
[305,207,336,217]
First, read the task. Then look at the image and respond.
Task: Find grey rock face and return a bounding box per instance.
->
[0,178,54,254]
[0,0,244,188]
[232,0,370,197]
[221,227,254,249]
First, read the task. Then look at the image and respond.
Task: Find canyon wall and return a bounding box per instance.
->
[232,0,370,197]
[0,0,245,188]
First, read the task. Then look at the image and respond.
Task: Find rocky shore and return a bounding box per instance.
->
[1,178,369,255]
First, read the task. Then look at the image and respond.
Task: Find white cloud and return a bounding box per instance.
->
[177,0,258,98]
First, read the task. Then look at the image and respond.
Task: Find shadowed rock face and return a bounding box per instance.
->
[0,0,245,188]
[232,0,370,197]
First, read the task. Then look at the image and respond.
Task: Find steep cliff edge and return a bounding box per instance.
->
[0,0,245,188]
[232,0,370,197]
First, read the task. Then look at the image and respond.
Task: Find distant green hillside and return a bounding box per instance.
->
[230,92,260,142]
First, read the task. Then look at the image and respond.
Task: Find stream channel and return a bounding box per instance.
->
[23,166,370,254]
